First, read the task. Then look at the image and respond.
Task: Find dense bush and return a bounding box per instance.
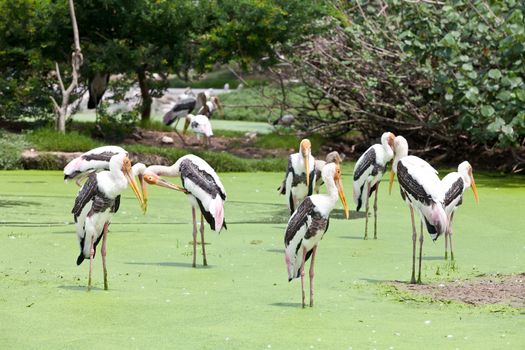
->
[0,131,27,169]
[283,1,524,163]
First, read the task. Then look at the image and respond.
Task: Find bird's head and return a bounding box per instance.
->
[299,139,312,187]
[323,162,350,219]
[117,155,146,214]
[212,96,224,116]
[140,172,187,213]
[389,135,408,194]
[382,132,396,149]
[458,161,479,203]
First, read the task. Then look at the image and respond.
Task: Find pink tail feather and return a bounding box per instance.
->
[213,196,224,232]
[431,203,448,236]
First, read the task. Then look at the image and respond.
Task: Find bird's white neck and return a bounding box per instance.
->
[322,173,338,204]
[381,137,394,161]
[147,165,178,177]
[393,146,408,174]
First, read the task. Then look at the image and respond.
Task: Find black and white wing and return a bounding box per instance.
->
[163,96,197,125]
[442,173,464,214]
[64,145,127,180]
[71,173,98,222]
[352,147,377,211]
[278,156,293,195]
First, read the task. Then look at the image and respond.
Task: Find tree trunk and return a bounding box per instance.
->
[137,68,151,122]
[51,0,83,134]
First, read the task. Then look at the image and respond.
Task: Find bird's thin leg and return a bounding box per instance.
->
[300,248,307,308]
[192,207,197,268]
[309,246,317,307]
[449,212,455,261]
[88,235,94,291]
[173,119,186,145]
[200,213,207,266]
[373,182,379,239]
[444,222,449,260]
[101,222,109,290]
[364,182,371,240]
[409,207,417,284]
[417,221,424,284]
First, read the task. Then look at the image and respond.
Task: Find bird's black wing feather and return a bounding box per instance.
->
[111,195,121,213]
[81,151,119,162]
[179,159,225,200]
[353,147,376,181]
[284,197,315,246]
[444,178,464,208]
[171,98,196,113]
[71,173,98,222]
[397,162,432,205]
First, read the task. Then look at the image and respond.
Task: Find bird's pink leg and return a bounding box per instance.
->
[449,212,455,261]
[300,247,307,308]
[192,207,197,268]
[409,206,417,284]
[364,182,371,239]
[200,213,207,266]
[417,221,424,284]
[373,182,379,239]
[88,235,94,291]
[101,222,109,290]
[309,246,317,307]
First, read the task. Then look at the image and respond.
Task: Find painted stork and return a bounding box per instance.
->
[352,132,395,239]
[272,114,295,127]
[183,114,213,147]
[87,72,110,109]
[441,161,479,260]
[284,162,349,307]
[72,153,145,290]
[278,139,316,215]
[163,90,207,144]
[314,151,343,194]
[64,145,127,186]
[138,155,227,267]
[388,136,448,284]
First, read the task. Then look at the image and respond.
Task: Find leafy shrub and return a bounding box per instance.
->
[94,106,139,143]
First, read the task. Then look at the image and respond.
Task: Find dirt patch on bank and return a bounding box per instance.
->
[124,129,290,159]
[391,274,525,307]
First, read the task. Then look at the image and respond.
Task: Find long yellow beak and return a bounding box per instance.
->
[305,156,310,187]
[388,169,395,194]
[336,178,350,219]
[155,177,188,193]
[183,118,190,135]
[470,174,479,203]
[139,174,148,214]
[124,168,146,214]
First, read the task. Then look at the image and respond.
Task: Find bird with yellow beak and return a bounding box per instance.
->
[278,139,316,215]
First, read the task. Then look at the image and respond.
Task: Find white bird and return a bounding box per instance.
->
[278,139,316,215]
[64,145,127,186]
[441,161,479,260]
[163,91,206,143]
[139,155,227,267]
[71,153,144,290]
[353,132,395,239]
[284,162,349,307]
[389,136,448,284]
[198,95,223,118]
[314,151,343,194]
[183,114,214,147]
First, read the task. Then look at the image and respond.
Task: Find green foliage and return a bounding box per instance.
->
[93,106,139,143]
[25,128,101,152]
[0,131,27,169]
[254,132,324,153]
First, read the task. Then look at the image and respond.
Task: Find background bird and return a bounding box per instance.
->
[64,145,128,186]
[353,132,395,239]
[272,114,295,127]
[441,161,479,260]
[183,113,213,147]
[87,72,110,109]
[162,90,206,142]
[140,155,227,267]
[278,139,316,215]
[314,151,343,194]
[389,136,448,284]
[284,162,349,307]
[71,153,144,290]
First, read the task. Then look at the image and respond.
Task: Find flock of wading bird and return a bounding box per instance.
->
[62,131,478,308]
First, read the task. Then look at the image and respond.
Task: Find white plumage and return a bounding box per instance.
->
[64,145,127,185]
[352,132,395,239]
